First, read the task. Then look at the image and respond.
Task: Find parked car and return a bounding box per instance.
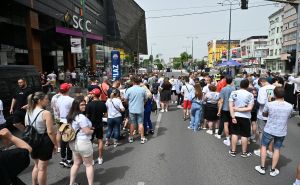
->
[0,65,41,127]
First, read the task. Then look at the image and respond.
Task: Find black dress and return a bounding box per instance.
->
[160,83,172,101]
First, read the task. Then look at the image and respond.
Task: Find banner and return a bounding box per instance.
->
[70,38,82,53]
[111,50,121,81]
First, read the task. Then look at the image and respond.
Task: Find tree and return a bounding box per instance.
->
[180,52,192,69]
[172,58,181,69]
[154,58,164,71]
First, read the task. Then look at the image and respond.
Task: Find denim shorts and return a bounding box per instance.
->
[129,113,144,125]
[261,131,285,149]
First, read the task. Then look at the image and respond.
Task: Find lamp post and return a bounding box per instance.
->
[80,0,88,87]
[187,36,198,61]
[218,0,239,60]
[150,43,156,71]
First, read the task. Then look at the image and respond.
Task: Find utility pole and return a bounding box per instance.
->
[187,36,198,61]
[218,0,239,60]
[81,0,87,87]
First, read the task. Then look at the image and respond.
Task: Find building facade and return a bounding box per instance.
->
[207,40,240,67]
[265,8,284,72]
[0,0,147,73]
[281,4,298,73]
[240,36,268,67]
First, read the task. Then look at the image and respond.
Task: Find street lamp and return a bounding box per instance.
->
[218,0,239,60]
[187,36,198,61]
[150,43,156,71]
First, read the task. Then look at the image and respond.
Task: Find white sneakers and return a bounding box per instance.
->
[160,109,165,113]
[98,158,103,165]
[214,134,221,139]
[255,166,280,177]
[254,149,273,158]
[223,139,231,146]
[141,137,147,144]
[206,130,213,135]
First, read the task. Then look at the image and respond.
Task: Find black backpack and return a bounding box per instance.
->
[151,83,160,95]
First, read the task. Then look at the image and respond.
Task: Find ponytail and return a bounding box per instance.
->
[27,94,34,113]
[27,92,46,113]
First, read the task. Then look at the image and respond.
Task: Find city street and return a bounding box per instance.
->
[18,103,300,185]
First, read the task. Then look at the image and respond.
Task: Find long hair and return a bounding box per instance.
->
[27,92,46,113]
[194,84,203,99]
[67,96,85,123]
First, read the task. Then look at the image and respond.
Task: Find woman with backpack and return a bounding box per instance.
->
[67,96,95,185]
[25,92,57,185]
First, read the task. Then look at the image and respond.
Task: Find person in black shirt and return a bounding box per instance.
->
[85,88,107,165]
[9,78,33,131]
[0,128,32,185]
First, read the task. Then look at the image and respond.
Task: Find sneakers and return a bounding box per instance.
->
[63,160,73,168]
[223,139,231,146]
[113,142,119,147]
[214,129,219,134]
[214,134,221,139]
[254,149,261,157]
[177,105,183,109]
[241,152,252,158]
[160,109,165,113]
[98,157,103,165]
[165,109,168,112]
[255,166,266,175]
[269,168,280,177]
[149,130,154,135]
[206,130,213,135]
[141,137,147,144]
[229,150,236,157]
[267,150,273,158]
[187,126,193,130]
[128,137,134,143]
[57,147,61,153]
[59,158,67,166]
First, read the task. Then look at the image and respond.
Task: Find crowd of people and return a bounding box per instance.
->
[1,69,300,184]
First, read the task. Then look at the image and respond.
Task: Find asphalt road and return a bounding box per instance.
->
[19,102,300,185]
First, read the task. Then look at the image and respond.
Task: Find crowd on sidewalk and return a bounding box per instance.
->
[1,70,300,184]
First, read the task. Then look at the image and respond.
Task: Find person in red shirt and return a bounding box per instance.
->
[217,75,227,92]
[99,76,110,102]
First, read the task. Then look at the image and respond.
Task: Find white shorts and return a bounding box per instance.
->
[70,139,93,158]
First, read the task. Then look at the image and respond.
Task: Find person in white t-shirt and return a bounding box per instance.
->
[56,83,74,167]
[229,79,254,158]
[67,96,94,185]
[71,71,77,85]
[202,77,212,96]
[0,99,6,128]
[254,77,276,158]
[50,92,62,152]
[181,76,195,120]
[105,89,125,147]
[169,76,177,104]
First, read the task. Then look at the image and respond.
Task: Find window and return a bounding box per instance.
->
[279,49,281,54]
[276,39,279,44]
[277,27,279,33]
[270,49,274,56]
[275,49,277,56]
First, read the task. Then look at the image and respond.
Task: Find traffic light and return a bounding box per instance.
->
[241,0,248,10]
[287,50,296,64]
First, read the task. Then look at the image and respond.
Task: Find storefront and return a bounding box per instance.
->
[0,0,147,73]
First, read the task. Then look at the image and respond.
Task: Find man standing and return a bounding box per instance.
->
[86,88,107,165]
[125,76,148,144]
[181,76,194,120]
[229,79,254,157]
[56,83,74,168]
[99,76,110,102]
[10,78,33,131]
[255,87,293,176]
[217,76,235,143]
[254,77,275,157]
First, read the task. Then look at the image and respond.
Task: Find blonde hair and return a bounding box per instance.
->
[27,92,46,113]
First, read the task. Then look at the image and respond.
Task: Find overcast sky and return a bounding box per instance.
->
[134,0,281,62]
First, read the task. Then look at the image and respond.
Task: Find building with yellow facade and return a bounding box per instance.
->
[207,40,240,67]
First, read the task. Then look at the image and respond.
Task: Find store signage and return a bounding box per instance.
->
[111,50,121,81]
[72,15,92,33]
[70,38,82,53]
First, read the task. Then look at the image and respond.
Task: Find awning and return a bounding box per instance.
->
[55,26,103,41]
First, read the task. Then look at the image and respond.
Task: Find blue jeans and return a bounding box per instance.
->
[106,117,122,140]
[144,111,153,132]
[190,102,203,131]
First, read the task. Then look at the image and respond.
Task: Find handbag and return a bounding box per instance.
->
[22,110,45,148]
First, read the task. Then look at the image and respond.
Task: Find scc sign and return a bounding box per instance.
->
[72,15,92,33]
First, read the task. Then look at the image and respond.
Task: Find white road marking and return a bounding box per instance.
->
[154,112,162,137]
[137,182,145,185]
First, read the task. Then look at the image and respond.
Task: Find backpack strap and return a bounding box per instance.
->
[27,110,44,127]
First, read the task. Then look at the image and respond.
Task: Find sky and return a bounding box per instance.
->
[134,0,281,63]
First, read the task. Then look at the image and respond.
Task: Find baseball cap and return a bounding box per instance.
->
[60,83,72,92]
[89,88,101,96]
